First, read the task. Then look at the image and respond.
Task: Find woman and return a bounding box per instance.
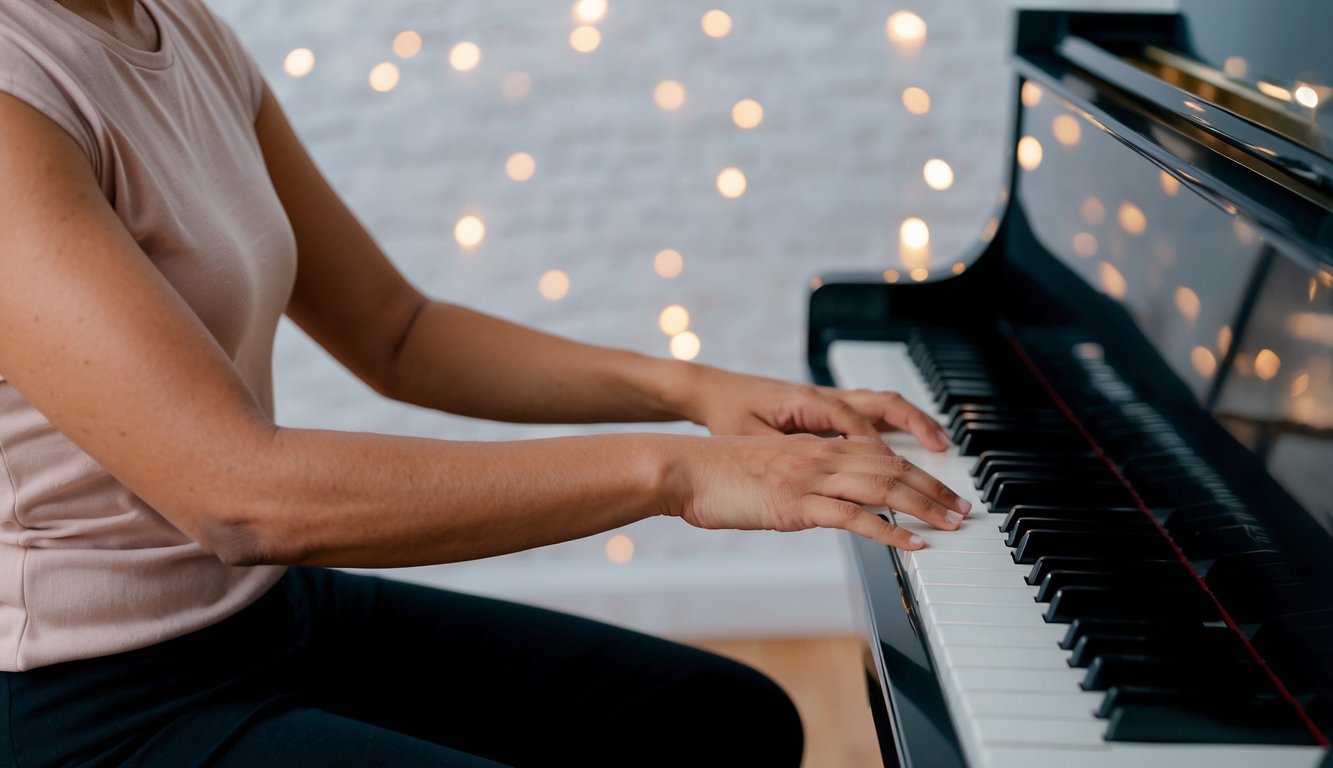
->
[0,0,971,764]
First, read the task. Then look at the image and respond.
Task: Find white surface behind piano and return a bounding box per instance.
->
[829,339,1325,768]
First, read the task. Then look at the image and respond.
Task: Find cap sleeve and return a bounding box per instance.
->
[0,34,99,170]
[194,5,265,120]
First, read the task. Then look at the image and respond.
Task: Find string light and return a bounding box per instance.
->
[574,0,607,24]
[654,249,683,278]
[1097,262,1127,298]
[1080,196,1105,225]
[1174,287,1201,324]
[899,217,929,249]
[369,62,400,92]
[1191,346,1217,377]
[1021,81,1042,107]
[701,9,732,38]
[1254,349,1281,380]
[910,267,929,282]
[883,269,900,283]
[1017,136,1042,170]
[654,80,686,111]
[605,534,634,564]
[570,26,602,53]
[670,331,701,360]
[1118,202,1147,235]
[450,42,481,72]
[716,167,746,198]
[1159,171,1180,196]
[922,159,953,190]
[886,11,926,45]
[1052,114,1081,146]
[732,99,763,129]
[658,305,690,335]
[506,152,536,182]
[393,31,422,59]
[1072,232,1097,257]
[539,270,570,301]
[283,48,315,78]
[901,86,930,115]
[454,215,485,248]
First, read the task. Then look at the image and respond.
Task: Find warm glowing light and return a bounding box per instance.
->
[1295,85,1319,108]
[1255,349,1281,380]
[901,87,930,115]
[1292,373,1310,397]
[1311,277,1320,303]
[952,262,965,275]
[574,0,608,23]
[1072,232,1097,258]
[899,217,930,249]
[716,167,747,198]
[923,159,953,191]
[369,62,400,92]
[1257,81,1292,101]
[1224,57,1247,78]
[393,31,422,59]
[450,42,481,71]
[981,217,999,241]
[570,25,602,53]
[910,267,929,282]
[654,249,683,278]
[1097,262,1127,298]
[1288,312,1333,346]
[1159,171,1180,196]
[883,269,900,283]
[1235,353,1254,377]
[605,534,634,564]
[1322,268,1333,288]
[1218,325,1232,355]
[454,215,485,248]
[539,269,570,301]
[1233,219,1257,244]
[670,331,701,361]
[1052,114,1081,146]
[1017,136,1043,171]
[505,152,536,182]
[654,80,686,111]
[1191,346,1217,377]
[658,304,690,335]
[886,11,926,45]
[810,278,823,289]
[284,48,315,78]
[1080,196,1105,225]
[1021,81,1042,108]
[1174,287,1201,324]
[1118,203,1147,235]
[701,9,732,38]
[1183,100,1205,114]
[732,99,764,129]
[501,71,532,101]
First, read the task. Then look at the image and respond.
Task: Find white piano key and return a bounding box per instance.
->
[918,585,1042,608]
[972,716,1108,747]
[961,691,1102,720]
[900,551,1018,571]
[915,567,1033,587]
[938,644,1072,670]
[982,744,1327,768]
[949,667,1087,694]
[927,603,1048,625]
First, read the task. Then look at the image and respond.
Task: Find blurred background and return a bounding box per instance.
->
[209,0,1170,641]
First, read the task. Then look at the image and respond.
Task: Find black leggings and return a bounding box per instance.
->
[0,568,803,767]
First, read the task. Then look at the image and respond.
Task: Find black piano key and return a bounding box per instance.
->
[1070,628,1245,668]
[971,449,1098,480]
[1044,585,1218,623]
[1082,654,1273,693]
[978,461,1114,492]
[988,480,1136,514]
[1006,516,1152,548]
[1060,617,1202,651]
[1175,524,1273,560]
[1002,506,1143,533]
[982,470,1122,504]
[958,427,1089,458]
[1027,556,1183,586]
[1104,703,1313,745]
[1012,530,1176,564]
[1034,564,1194,603]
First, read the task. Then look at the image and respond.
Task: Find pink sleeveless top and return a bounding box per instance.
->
[0,0,293,671]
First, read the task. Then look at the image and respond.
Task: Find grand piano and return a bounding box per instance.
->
[806,2,1333,766]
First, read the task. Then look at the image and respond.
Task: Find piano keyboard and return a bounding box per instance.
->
[828,338,1326,768]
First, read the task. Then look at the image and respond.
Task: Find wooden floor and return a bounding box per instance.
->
[690,636,884,768]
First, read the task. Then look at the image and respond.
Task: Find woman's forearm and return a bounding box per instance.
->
[219,429,687,568]
[382,301,699,424]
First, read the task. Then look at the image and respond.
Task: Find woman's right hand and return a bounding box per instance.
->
[666,433,972,551]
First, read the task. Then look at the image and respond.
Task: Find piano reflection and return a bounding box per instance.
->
[806,2,1333,766]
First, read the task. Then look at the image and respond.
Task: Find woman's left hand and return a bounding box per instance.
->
[678,365,952,451]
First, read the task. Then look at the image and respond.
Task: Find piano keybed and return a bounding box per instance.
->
[829,332,1329,768]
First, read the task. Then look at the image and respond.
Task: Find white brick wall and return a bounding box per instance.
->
[208,0,1172,637]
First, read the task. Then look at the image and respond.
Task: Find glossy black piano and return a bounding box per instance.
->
[806,3,1333,766]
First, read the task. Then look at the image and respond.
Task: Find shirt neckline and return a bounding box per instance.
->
[27,0,175,70]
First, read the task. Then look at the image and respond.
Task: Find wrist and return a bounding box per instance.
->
[640,433,699,518]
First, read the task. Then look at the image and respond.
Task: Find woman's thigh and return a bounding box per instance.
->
[286,568,804,767]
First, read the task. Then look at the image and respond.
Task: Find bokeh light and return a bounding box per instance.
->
[605,534,634,564]
[450,42,481,71]
[574,0,607,23]
[702,9,733,38]
[454,215,485,248]
[1017,136,1043,170]
[501,72,532,101]
[284,48,315,78]
[506,152,536,182]
[910,267,929,282]
[1255,349,1281,380]
[1072,232,1097,257]
[393,31,422,59]
[1191,346,1217,377]
[539,270,570,301]
[654,80,686,111]
[923,159,953,190]
[570,26,602,53]
[886,11,926,45]
[716,167,747,198]
[732,99,764,129]
[899,217,930,249]
[658,305,690,335]
[654,249,683,278]
[670,331,701,361]
[901,86,930,115]
[1118,202,1147,235]
[369,62,400,92]
[1052,114,1081,146]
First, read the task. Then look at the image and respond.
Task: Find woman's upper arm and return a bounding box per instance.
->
[253,84,426,394]
[0,92,276,551]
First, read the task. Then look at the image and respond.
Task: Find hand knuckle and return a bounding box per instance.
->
[888,455,913,474]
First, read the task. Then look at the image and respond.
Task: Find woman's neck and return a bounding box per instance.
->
[54,0,159,51]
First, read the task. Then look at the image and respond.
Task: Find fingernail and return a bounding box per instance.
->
[957,498,973,515]
[908,534,925,549]
[946,510,964,525]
